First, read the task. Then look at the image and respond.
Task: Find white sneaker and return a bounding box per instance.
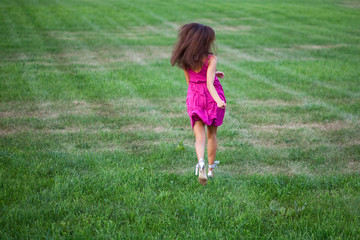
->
[207,169,214,178]
[207,161,219,178]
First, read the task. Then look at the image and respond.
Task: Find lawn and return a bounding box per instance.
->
[1,0,359,239]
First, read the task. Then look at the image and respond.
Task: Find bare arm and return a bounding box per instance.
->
[184,70,190,85]
[207,56,226,109]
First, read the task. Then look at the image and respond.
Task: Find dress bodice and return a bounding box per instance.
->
[187,55,219,84]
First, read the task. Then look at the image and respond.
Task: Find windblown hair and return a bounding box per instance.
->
[170,23,216,71]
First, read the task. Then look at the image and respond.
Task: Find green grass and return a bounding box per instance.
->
[1,0,360,239]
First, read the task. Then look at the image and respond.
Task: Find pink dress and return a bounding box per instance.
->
[186,55,226,128]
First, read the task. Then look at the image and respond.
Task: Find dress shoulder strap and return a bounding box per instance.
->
[204,55,213,67]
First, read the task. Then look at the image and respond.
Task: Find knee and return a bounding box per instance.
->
[196,135,206,144]
[207,133,217,141]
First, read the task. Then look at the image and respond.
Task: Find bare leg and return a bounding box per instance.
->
[193,121,206,161]
[194,121,207,185]
[207,125,218,171]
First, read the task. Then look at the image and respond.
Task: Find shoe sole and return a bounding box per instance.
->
[198,168,207,186]
[199,178,207,186]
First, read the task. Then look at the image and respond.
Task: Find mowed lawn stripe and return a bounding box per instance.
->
[220,46,359,122]
[251,3,360,42]
[275,61,360,98]
[200,1,358,47]
[3,1,91,99]
[247,61,360,106]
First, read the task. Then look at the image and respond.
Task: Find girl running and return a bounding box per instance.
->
[171,23,227,185]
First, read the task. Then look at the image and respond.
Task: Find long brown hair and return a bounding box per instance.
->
[170,23,216,71]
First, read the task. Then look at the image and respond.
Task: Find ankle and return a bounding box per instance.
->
[209,161,219,170]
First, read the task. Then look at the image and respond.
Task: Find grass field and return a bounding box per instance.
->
[1,0,360,239]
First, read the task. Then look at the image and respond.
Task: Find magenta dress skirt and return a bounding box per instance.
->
[186,56,226,128]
